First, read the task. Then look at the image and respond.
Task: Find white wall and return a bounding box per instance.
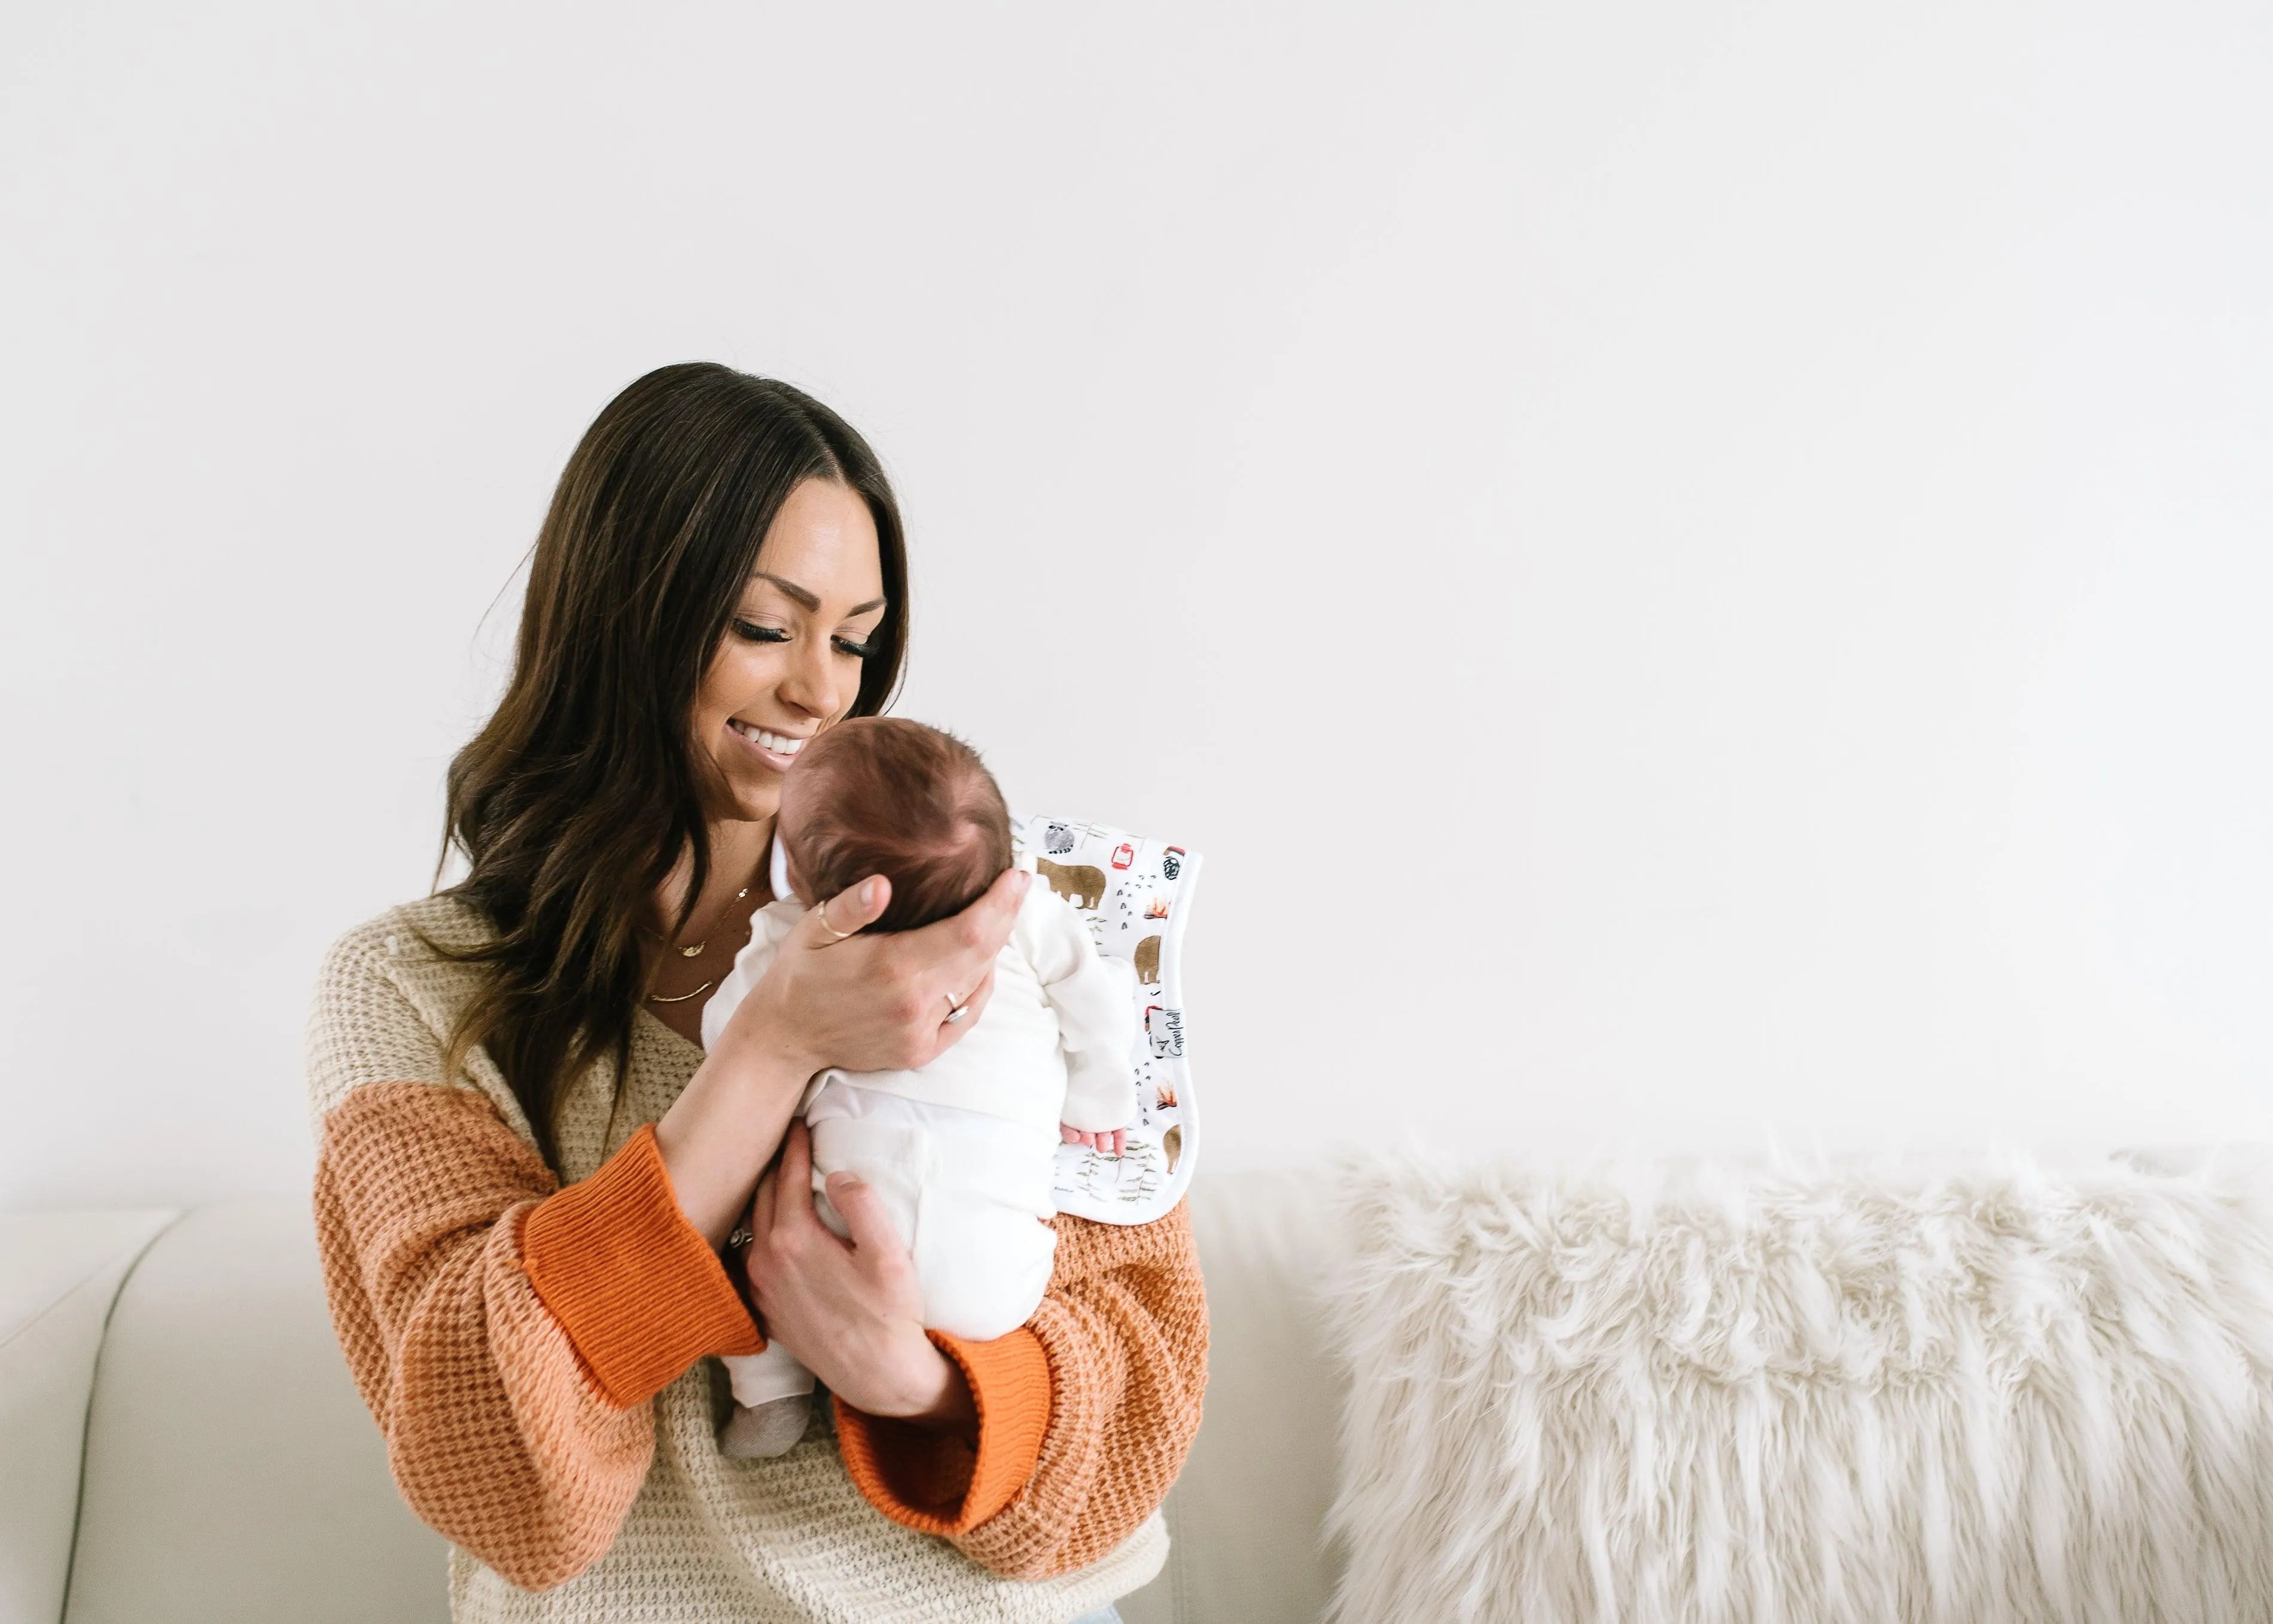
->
[4,0,2268,1209]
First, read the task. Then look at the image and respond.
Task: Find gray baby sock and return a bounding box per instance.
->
[719,1394,812,1459]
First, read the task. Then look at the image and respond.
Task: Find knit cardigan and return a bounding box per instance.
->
[307,896,1206,1623]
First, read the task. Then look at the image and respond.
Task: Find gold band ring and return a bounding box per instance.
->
[812,898,858,942]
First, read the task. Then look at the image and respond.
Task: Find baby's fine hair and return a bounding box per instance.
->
[778,717,1012,934]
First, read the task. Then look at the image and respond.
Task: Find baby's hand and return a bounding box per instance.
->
[1061,1122,1126,1157]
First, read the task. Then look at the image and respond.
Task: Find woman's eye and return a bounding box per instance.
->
[733,620,791,644]
[833,636,875,659]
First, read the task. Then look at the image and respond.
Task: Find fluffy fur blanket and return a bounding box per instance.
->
[1324,1153,2273,1623]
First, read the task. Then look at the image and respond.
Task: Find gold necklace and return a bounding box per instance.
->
[669,884,748,959]
[646,882,753,1003]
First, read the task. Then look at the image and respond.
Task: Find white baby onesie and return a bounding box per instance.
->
[700,869,1138,1409]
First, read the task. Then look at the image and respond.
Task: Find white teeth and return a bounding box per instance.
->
[733,721,805,756]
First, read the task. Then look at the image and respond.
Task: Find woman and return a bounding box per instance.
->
[309,363,1206,1623]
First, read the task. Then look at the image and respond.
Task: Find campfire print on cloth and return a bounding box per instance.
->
[1013,813,1202,1226]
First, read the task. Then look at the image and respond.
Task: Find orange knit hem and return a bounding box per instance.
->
[834,1327,1052,1535]
[520,1123,763,1408]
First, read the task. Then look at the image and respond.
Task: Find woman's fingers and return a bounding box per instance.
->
[748,867,1029,1075]
[907,867,1025,989]
[749,1147,780,1238]
[924,967,996,1061]
[750,1120,816,1259]
[742,1160,779,1305]
[748,1123,832,1311]
[773,1119,818,1234]
[970,865,1029,944]
[808,875,890,944]
[822,1172,924,1319]
[822,1172,892,1257]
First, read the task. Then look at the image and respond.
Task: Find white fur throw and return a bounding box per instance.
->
[1324,1153,2273,1623]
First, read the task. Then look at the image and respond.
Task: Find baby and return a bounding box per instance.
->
[701,717,1138,1457]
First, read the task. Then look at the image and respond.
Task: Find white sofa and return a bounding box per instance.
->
[0,1174,1342,1624]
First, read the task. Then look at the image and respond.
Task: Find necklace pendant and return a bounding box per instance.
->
[679,942,705,958]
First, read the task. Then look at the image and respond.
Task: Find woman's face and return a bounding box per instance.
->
[692,478,887,825]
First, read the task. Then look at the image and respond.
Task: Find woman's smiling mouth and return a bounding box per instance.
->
[729,719,809,769]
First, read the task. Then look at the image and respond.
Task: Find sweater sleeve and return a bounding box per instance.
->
[833,1199,1208,1580]
[309,930,761,1592]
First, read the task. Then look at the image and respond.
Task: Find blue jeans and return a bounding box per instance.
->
[1068,1610,1123,1624]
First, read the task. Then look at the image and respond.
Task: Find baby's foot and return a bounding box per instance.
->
[1061,1123,1128,1156]
[719,1394,812,1459]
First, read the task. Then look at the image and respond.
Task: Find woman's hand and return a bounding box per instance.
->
[743,1120,976,1431]
[730,866,1030,1076]
[653,866,1029,1248]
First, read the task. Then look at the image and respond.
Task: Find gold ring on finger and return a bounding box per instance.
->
[813,898,857,942]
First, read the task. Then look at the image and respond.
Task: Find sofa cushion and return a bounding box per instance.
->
[0,1209,176,1624]
[35,1177,1340,1624]
[1121,1172,1346,1624]
[63,1201,449,1624]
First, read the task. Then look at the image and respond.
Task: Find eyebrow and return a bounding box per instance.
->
[752,572,887,617]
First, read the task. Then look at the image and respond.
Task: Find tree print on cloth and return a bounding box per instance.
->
[1012,813,1202,1225]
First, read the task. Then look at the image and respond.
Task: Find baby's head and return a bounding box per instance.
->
[776,717,1011,933]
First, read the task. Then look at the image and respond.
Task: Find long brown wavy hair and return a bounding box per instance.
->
[435,363,908,1166]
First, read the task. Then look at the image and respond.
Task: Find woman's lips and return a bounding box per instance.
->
[728,718,807,770]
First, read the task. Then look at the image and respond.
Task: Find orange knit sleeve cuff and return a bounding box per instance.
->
[834,1327,1052,1537]
[519,1123,763,1409]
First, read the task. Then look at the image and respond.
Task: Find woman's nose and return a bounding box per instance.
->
[779,635,842,720]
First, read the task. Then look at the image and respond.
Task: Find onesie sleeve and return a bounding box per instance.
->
[833,1198,1208,1579]
[700,900,803,1052]
[1023,894,1139,1132]
[309,920,762,1591]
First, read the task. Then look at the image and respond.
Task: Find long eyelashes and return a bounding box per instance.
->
[733,620,871,659]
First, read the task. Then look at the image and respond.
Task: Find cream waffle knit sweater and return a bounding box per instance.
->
[307,895,1205,1623]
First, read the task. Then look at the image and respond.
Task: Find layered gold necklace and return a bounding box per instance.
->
[646,879,755,1004]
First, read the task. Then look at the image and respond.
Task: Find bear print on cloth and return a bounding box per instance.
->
[1015,814,1202,1225]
